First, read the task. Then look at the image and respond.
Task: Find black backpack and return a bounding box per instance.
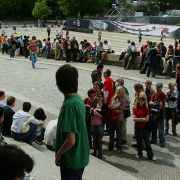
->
[119,52,126,61]
[141,46,143,53]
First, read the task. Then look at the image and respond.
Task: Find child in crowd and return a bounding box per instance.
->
[165,83,178,136]
[34,108,48,145]
[0,107,7,146]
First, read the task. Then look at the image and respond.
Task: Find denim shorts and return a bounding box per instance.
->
[90,124,104,137]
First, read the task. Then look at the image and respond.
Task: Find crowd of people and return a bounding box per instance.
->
[1,62,180,179]
[1,28,180,179]
[122,39,180,78]
[0,29,114,68]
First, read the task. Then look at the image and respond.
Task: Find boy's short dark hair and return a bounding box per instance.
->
[131,42,135,46]
[84,39,87,42]
[7,96,16,106]
[34,108,46,120]
[0,145,34,180]
[0,107,4,118]
[134,83,143,90]
[23,102,31,112]
[104,40,108,44]
[56,64,78,95]
[0,90,5,97]
[87,89,95,97]
[97,64,104,70]
[105,69,111,77]
[149,41,152,46]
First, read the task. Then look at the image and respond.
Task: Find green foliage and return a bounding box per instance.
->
[176,24,180,26]
[32,0,52,19]
[145,0,180,12]
[58,0,108,18]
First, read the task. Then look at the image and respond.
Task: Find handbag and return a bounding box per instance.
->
[21,116,34,133]
[124,106,131,118]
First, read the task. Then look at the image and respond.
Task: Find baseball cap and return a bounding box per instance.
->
[156,83,163,87]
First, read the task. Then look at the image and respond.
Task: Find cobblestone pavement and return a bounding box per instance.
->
[1,56,180,179]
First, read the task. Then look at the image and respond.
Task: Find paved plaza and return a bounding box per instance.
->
[1,51,180,179]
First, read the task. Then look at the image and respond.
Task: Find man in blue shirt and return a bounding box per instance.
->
[122,40,133,67]
[140,41,152,74]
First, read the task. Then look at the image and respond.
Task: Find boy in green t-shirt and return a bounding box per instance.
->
[55,64,89,180]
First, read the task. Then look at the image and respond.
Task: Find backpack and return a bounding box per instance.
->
[141,46,143,53]
[119,52,126,61]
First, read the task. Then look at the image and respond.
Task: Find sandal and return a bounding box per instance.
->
[114,150,121,154]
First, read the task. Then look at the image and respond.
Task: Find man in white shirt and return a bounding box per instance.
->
[44,119,58,150]
[124,42,138,70]
[122,39,133,67]
[101,40,112,62]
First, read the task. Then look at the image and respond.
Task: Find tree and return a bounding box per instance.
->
[58,0,108,18]
[0,0,22,17]
[145,0,180,12]
[32,0,52,19]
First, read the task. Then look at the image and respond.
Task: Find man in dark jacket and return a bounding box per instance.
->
[71,36,79,62]
[2,96,16,135]
[63,36,71,63]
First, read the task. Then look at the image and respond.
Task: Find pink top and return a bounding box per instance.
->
[91,109,102,126]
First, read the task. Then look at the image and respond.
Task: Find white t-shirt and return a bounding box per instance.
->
[108,43,112,52]
[11,110,41,133]
[44,119,58,146]
[132,46,138,51]
[0,101,6,107]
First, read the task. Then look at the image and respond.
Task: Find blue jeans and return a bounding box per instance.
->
[146,64,156,77]
[89,50,96,56]
[60,48,64,57]
[177,90,180,110]
[151,115,165,144]
[46,46,51,58]
[31,54,37,68]
[135,126,154,158]
[12,123,38,144]
[83,50,88,60]
[10,48,15,57]
[60,163,84,180]
[36,132,44,142]
[41,46,46,54]
[2,44,8,54]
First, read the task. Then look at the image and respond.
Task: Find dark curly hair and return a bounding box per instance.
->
[34,108,46,121]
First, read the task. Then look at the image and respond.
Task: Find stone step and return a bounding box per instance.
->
[5,137,139,180]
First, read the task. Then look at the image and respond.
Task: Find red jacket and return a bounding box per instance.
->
[106,105,119,125]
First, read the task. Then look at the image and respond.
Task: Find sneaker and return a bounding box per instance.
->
[151,157,157,161]
[135,155,141,158]
[173,132,177,136]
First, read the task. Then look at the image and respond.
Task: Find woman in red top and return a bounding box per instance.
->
[133,96,156,160]
[84,89,97,149]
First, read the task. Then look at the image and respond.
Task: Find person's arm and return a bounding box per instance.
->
[27,45,31,50]
[55,132,75,166]
[133,114,144,122]
[104,91,109,103]
[111,109,123,114]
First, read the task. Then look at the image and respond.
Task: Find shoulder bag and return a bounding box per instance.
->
[21,116,35,133]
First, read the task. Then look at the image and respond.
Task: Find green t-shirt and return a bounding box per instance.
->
[55,94,90,169]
